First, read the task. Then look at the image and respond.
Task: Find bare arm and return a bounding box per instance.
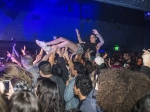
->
[95,46,100,57]
[92,29,104,47]
[33,49,44,65]
[21,46,26,56]
[63,47,74,70]
[12,43,19,58]
[48,46,57,66]
[7,51,21,66]
[75,29,85,43]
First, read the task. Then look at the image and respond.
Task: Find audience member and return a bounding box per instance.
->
[74,75,102,112]
[64,62,87,111]
[35,78,65,112]
[97,68,150,112]
[21,54,40,87]
[38,61,66,103]
[132,93,150,112]
[8,90,42,112]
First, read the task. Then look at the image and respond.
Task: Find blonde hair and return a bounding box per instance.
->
[0,63,33,88]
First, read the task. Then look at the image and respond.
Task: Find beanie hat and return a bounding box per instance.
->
[94,56,104,65]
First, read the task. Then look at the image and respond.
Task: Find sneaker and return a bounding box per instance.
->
[43,46,51,52]
[36,40,47,48]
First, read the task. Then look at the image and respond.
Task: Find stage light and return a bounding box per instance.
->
[144,12,150,20]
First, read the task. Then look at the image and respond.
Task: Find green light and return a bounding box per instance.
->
[114,45,119,51]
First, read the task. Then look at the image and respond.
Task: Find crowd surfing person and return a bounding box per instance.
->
[35,29,104,55]
[0,28,150,112]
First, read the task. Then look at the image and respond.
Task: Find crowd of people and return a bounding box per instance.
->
[0,29,149,112]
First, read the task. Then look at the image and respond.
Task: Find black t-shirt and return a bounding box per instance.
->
[77,99,85,109]
[81,42,97,56]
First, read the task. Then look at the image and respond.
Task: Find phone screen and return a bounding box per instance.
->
[3,80,9,93]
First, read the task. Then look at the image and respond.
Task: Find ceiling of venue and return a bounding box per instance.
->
[95,0,150,11]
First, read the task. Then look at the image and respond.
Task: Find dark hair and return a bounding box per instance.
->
[38,61,52,75]
[75,75,93,96]
[52,63,63,77]
[97,68,150,112]
[8,90,42,112]
[36,78,64,112]
[84,60,94,75]
[73,62,87,75]
[132,93,150,112]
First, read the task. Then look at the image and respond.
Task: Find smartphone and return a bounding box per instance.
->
[3,80,10,93]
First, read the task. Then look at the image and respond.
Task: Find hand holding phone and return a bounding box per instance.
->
[3,80,10,93]
[3,80,14,100]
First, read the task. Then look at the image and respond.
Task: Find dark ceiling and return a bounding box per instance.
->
[95,0,150,11]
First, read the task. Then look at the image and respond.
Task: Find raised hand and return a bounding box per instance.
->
[51,45,57,53]
[63,47,69,60]
[92,29,99,35]
[70,52,76,61]
[56,48,63,57]
[96,46,100,52]
[5,81,14,100]
[7,51,12,58]
[75,29,79,34]
[21,45,26,55]
[103,52,108,59]
[12,43,16,48]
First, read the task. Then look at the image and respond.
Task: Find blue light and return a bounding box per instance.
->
[144,12,150,20]
[99,49,105,53]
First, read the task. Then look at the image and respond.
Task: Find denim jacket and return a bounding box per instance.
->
[80,89,103,112]
[64,77,79,111]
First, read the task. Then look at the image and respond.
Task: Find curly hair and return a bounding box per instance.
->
[36,78,64,112]
[75,75,93,96]
[97,68,150,112]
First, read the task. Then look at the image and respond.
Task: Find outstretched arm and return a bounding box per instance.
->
[92,29,104,47]
[12,43,19,58]
[33,49,43,65]
[75,29,85,44]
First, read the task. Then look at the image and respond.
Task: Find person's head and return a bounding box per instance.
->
[123,53,130,61]
[36,78,64,112]
[97,68,150,112]
[90,34,97,43]
[84,60,94,75]
[0,63,33,90]
[132,93,150,112]
[21,54,33,68]
[38,61,52,77]
[8,90,42,112]
[74,75,93,99]
[137,57,143,66]
[94,56,104,66]
[71,62,88,76]
[52,63,63,77]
